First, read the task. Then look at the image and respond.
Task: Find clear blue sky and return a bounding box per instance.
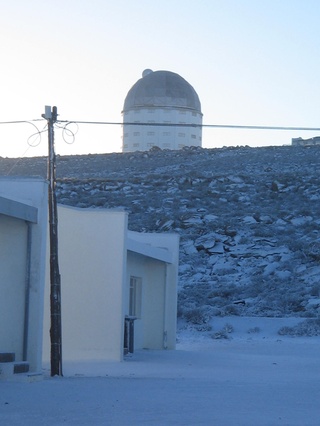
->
[1,0,320,157]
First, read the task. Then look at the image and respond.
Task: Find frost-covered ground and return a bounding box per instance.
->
[2,146,320,424]
[2,145,320,326]
[2,318,320,425]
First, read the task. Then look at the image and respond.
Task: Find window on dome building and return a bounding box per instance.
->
[133,132,140,136]
[191,134,196,139]
[178,132,186,137]
[147,131,155,136]
[133,143,140,148]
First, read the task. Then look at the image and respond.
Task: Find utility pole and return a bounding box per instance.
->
[42,105,62,376]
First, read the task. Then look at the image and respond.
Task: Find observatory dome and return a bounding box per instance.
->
[123,69,201,112]
[122,69,203,152]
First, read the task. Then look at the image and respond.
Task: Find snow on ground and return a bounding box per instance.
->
[3,146,320,320]
[2,317,320,426]
[2,146,320,424]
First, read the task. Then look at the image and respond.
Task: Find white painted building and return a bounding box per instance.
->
[292,136,320,146]
[0,178,48,379]
[122,69,203,152]
[0,178,179,379]
[42,205,179,369]
[126,230,179,352]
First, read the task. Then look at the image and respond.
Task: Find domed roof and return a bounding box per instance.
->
[123,70,201,112]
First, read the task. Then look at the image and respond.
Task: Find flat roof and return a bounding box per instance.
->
[0,196,38,223]
[127,237,173,263]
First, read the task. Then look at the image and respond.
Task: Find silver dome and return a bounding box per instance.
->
[123,70,201,112]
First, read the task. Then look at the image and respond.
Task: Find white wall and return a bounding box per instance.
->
[122,107,202,152]
[143,258,167,349]
[43,206,128,363]
[0,216,27,360]
[126,231,179,351]
[0,178,48,372]
[126,252,167,350]
[42,210,179,367]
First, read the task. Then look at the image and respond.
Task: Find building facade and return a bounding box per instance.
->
[0,178,48,379]
[122,69,203,152]
[292,136,320,146]
[42,205,179,373]
[0,178,179,379]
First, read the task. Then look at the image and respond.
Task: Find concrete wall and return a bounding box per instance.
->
[43,209,178,367]
[0,178,48,372]
[0,216,28,360]
[43,206,128,363]
[122,107,202,152]
[126,231,179,351]
[292,136,320,146]
[126,253,167,350]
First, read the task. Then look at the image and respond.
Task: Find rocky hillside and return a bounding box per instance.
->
[2,145,320,325]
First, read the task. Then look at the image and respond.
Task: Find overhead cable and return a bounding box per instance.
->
[0,118,319,132]
[56,120,320,132]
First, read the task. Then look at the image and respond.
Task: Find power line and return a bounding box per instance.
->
[202,124,320,131]
[0,119,45,125]
[57,120,320,132]
[0,118,319,132]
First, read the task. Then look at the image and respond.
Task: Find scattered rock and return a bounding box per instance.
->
[2,145,320,322]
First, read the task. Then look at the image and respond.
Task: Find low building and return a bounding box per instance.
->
[292,136,320,146]
[0,178,48,380]
[0,177,179,380]
[42,205,179,371]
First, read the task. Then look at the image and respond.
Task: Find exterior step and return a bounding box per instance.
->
[0,362,15,379]
[0,360,31,381]
[0,353,15,363]
[11,372,43,383]
[0,352,40,382]
[14,362,29,374]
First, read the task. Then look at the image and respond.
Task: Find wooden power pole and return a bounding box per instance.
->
[42,105,63,376]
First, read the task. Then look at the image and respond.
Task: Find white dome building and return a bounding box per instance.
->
[122,69,203,152]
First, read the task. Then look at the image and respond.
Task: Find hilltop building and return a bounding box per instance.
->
[122,69,203,152]
[292,136,320,146]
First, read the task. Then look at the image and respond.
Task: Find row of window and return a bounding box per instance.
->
[128,120,186,124]
[125,143,186,149]
[124,132,198,138]
[123,143,194,150]
[124,110,200,117]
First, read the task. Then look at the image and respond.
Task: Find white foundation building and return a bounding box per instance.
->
[122,69,203,152]
[0,178,179,380]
